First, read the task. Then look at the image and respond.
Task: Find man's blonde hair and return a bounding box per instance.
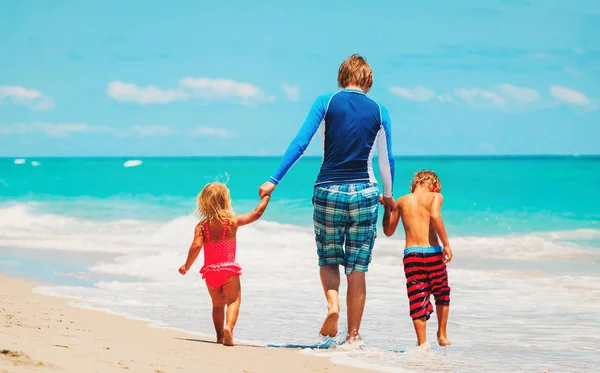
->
[338,54,373,91]
[411,170,441,192]
[196,182,236,225]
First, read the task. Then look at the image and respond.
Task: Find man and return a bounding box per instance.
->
[259,54,395,344]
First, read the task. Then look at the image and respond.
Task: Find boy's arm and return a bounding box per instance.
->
[179,224,204,275]
[236,195,271,227]
[381,196,401,237]
[430,194,453,263]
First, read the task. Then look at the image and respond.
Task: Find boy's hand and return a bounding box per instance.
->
[178,265,188,275]
[379,195,394,212]
[442,245,453,264]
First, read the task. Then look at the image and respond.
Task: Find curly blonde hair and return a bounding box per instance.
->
[410,170,441,192]
[196,182,236,225]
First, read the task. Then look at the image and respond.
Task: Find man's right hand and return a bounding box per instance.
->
[259,181,276,198]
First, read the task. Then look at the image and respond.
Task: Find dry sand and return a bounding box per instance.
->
[0,275,375,373]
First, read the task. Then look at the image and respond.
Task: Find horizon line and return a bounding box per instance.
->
[2,154,599,159]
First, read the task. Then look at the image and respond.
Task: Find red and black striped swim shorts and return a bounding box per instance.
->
[403,246,451,320]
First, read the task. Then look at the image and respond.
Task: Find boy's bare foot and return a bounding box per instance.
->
[437,336,451,347]
[319,311,339,337]
[222,328,234,346]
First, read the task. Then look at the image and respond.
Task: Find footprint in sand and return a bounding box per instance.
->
[0,350,48,368]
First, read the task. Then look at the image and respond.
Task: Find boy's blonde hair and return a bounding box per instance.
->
[411,170,441,192]
[196,182,236,225]
[338,54,373,91]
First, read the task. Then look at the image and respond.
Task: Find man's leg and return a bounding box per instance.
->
[346,270,366,342]
[319,264,340,337]
[313,185,346,338]
[344,183,379,343]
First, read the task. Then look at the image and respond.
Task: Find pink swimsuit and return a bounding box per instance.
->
[200,221,242,288]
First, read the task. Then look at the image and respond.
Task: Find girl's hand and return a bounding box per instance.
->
[178,265,188,275]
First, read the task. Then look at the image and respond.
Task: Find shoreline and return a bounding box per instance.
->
[0,274,376,373]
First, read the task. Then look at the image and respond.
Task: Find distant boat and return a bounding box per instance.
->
[124,160,143,168]
[13,159,26,165]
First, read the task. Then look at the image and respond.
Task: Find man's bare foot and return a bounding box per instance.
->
[437,336,451,347]
[223,328,234,346]
[319,311,339,337]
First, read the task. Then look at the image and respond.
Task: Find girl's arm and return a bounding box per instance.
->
[236,195,270,227]
[381,195,400,237]
[179,223,204,275]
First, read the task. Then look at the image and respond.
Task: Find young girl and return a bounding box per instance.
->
[179,182,270,346]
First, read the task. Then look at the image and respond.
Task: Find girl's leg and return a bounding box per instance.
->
[206,283,226,343]
[221,275,241,346]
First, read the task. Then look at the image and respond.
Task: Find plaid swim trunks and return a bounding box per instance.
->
[313,182,379,274]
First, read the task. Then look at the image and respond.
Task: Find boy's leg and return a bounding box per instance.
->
[206,283,226,343]
[429,253,451,346]
[313,185,347,337]
[435,305,450,346]
[404,252,434,345]
[344,183,378,343]
[412,317,428,346]
[222,275,242,346]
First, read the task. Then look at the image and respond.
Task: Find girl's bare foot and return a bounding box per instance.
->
[223,328,234,346]
[437,336,451,347]
[216,333,224,344]
[319,311,339,337]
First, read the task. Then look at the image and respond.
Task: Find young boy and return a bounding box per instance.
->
[381,170,453,348]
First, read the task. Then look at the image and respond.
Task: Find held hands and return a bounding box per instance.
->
[379,194,395,211]
[178,265,188,275]
[258,181,276,198]
[442,245,453,264]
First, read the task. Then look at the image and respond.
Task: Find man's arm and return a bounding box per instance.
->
[377,105,395,202]
[430,194,453,263]
[267,94,330,185]
[179,224,203,275]
[236,196,270,227]
[381,198,401,237]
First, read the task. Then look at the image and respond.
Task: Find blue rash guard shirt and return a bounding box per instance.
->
[269,89,395,197]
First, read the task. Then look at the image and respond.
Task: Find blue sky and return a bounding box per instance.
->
[0,0,599,156]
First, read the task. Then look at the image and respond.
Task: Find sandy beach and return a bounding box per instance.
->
[0,274,374,373]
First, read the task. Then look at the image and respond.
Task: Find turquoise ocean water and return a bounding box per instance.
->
[1,156,599,372]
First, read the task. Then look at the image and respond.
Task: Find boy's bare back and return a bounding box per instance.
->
[396,192,443,248]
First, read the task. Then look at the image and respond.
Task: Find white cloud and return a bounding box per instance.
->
[497,84,540,104]
[454,88,508,109]
[190,126,237,138]
[0,123,112,137]
[281,83,300,102]
[389,85,438,102]
[180,77,274,104]
[0,85,54,110]
[564,66,583,77]
[107,78,274,106]
[131,125,176,137]
[107,81,188,104]
[549,85,591,107]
